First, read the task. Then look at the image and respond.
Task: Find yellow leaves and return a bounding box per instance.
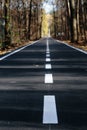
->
[6,3,9,8]
[42,10,48,37]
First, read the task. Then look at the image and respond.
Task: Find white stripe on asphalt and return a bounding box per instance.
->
[0,40,39,61]
[46,51,50,54]
[45,74,53,83]
[47,40,49,51]
[57,40,87,55]
[46,52,50,55]
[46,50,50,52]
[43,95,58,124]
[45,64,52,69]
[46,54,50,57]
[46,58,51,62]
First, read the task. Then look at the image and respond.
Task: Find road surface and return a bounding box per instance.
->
[0,38,87,130]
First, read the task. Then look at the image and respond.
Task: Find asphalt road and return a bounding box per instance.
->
[0,38,87,130]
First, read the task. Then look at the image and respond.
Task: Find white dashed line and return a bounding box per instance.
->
[46,54,50,57]
[43,95,58,124]
[46,49,50,52]
[46,40,50,52]
[46,51,50,54]
[45,64,52,69]
[46,50,50,54]
[46,58,51,62]
[45,74,53,83]
[43,40,59,124]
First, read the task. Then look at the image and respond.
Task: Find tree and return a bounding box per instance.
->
[0,0,45,49]
[3,0,11,48]
[65,0,87,43]
[41,9,48,37]
[49,0,87,43]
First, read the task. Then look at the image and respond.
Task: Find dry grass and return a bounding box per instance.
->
[0,39,87,56]
[0,40,34,56]
[63,40,87,52]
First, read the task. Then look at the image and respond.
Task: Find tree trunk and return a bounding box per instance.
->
[82,1,87,42]
[4,0,11,48]
[65,0,72,41]
[69,0,78,42]
[77,0,80,41]
[28,0,32,40]
[36,3,39,39]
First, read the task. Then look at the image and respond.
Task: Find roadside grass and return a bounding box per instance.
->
[0,40,34,56]
[61,40,87,52]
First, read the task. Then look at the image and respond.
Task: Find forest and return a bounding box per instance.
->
[50,0,87,43]
[0,0,87,51]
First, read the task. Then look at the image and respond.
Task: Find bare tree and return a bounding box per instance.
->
[3,0,11,48]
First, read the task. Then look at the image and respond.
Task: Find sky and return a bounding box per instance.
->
[43,3,53,13]
[43,0,54,13]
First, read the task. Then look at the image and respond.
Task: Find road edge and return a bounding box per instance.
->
[0,40,39,61]
[56,40,87,55]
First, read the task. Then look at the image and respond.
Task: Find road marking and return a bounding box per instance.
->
[0,40,39,61]
[46,48,50,53]
[46,39,50,53]
[45,74,53,83]
[57,40,87,55]
[46,50,50,52]
[46,51,50,54]
[46,52,50,55]
[47,40,49,51]
[46,58,51,62]
[43,95,58,124]
[46,54,50,57]
[45,64,52,69]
